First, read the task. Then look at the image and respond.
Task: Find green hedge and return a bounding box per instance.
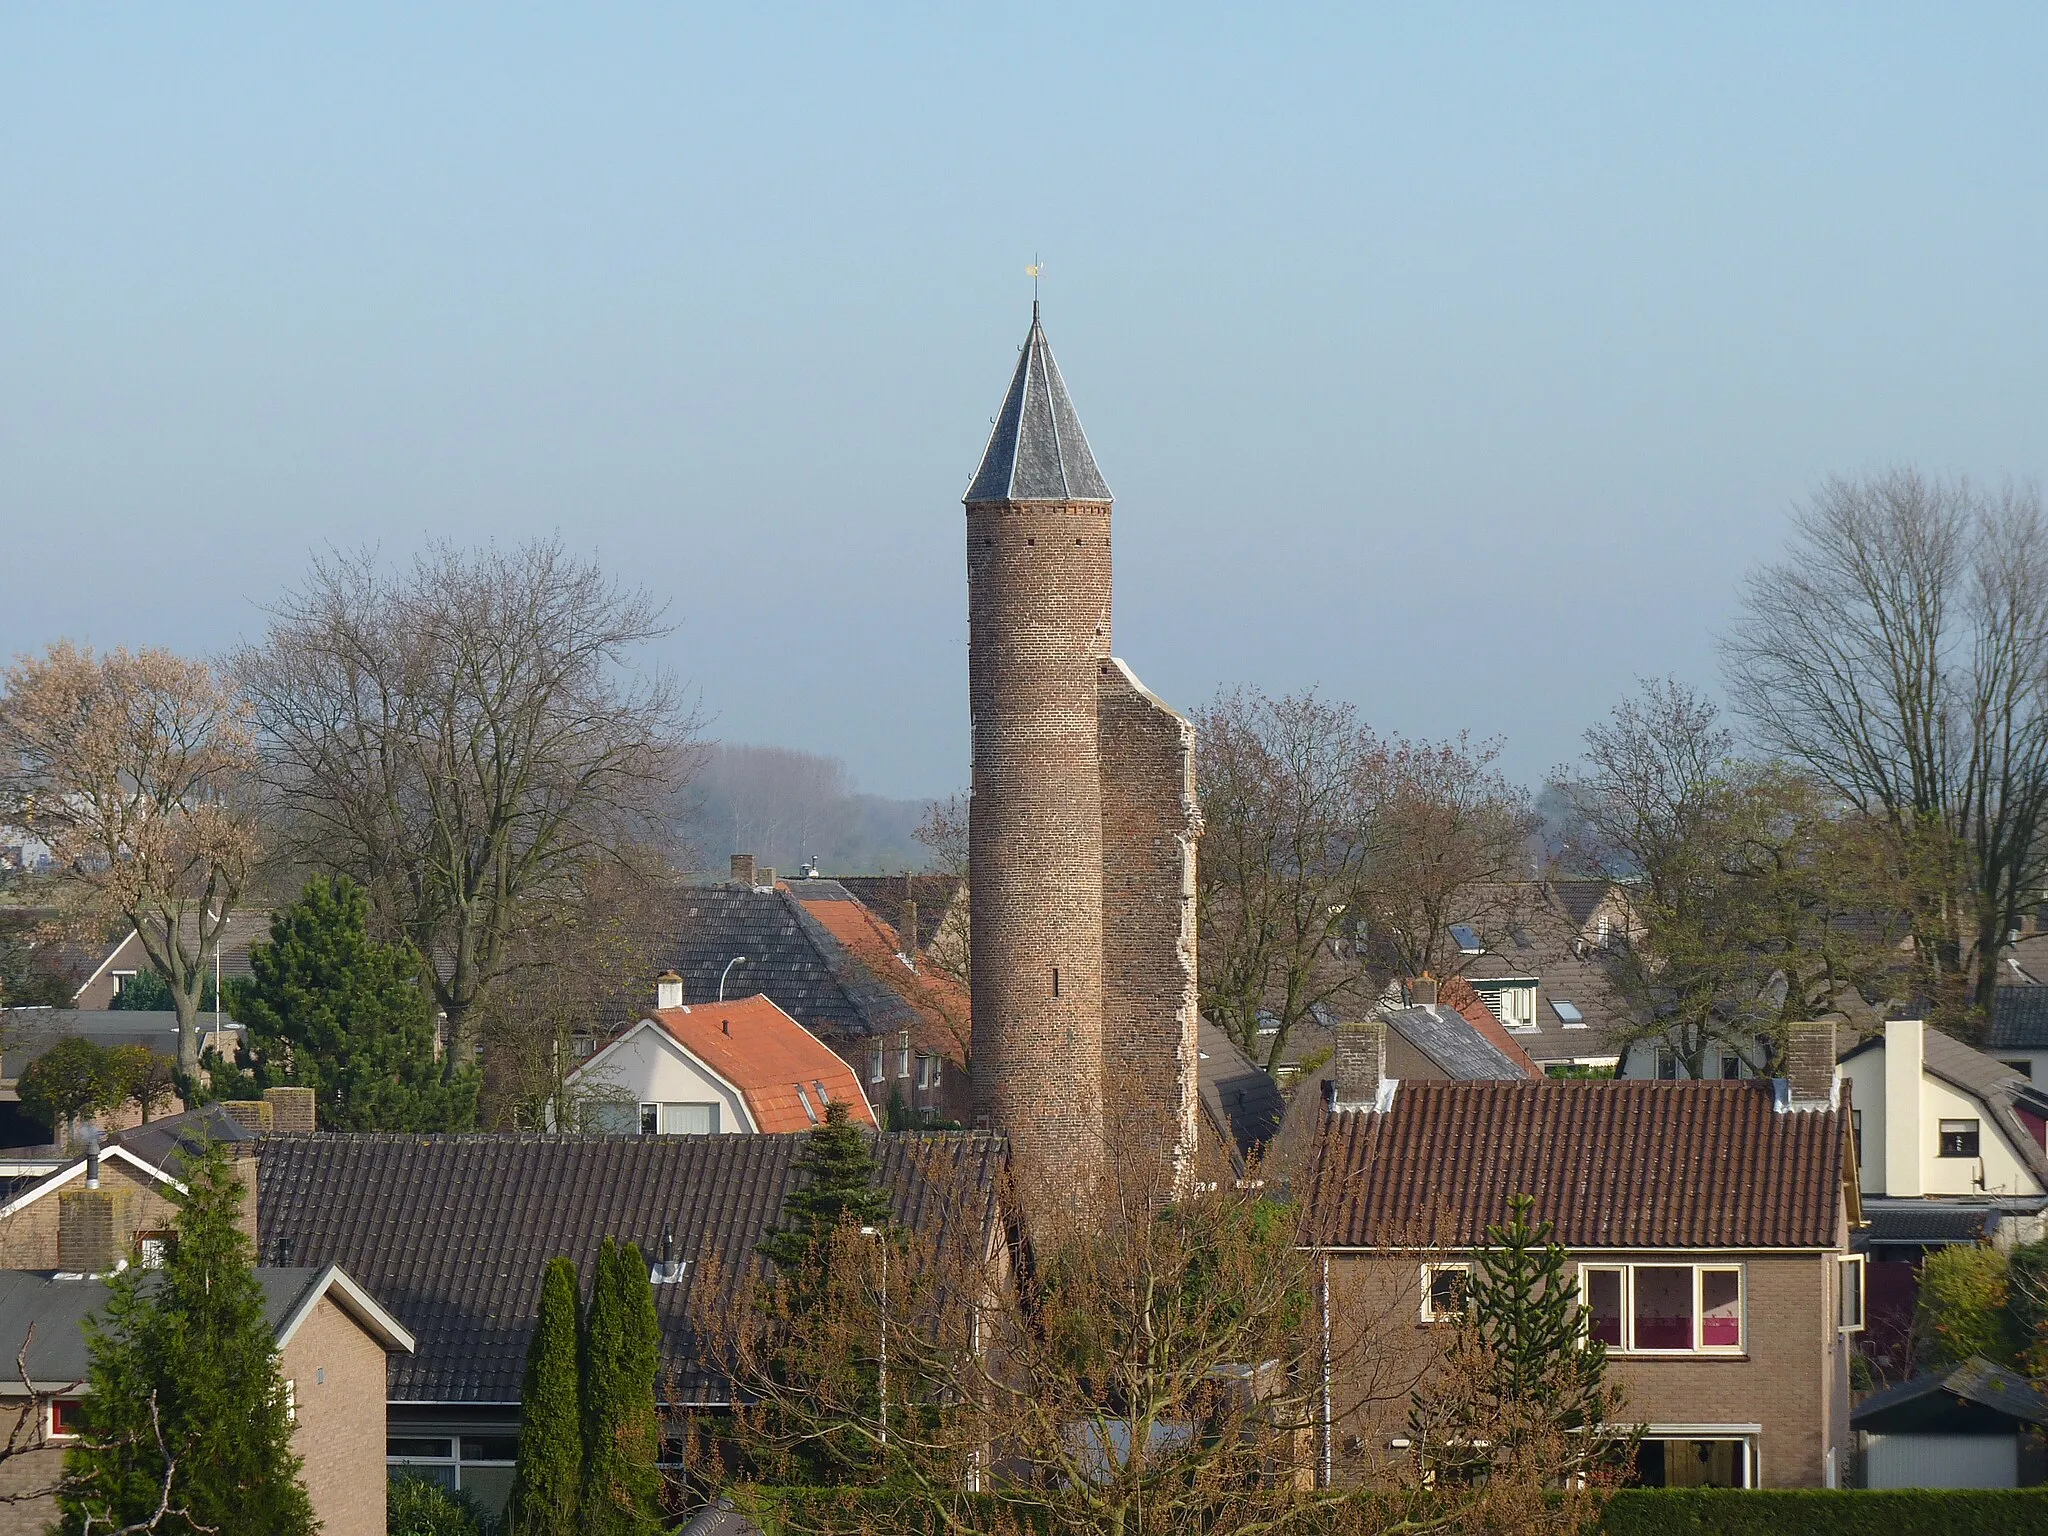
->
[726,1484,2048,1536]
[1601,1488,2048,1535]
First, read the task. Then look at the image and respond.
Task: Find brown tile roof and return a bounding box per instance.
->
[1301,1078,1850,1251]
[793,887,971,1066]
[651,996,876,1134]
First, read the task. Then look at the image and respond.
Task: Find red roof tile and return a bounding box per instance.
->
[794,892,971,1065]
[652,996,875,1134]
[1302,1078,1849,1251]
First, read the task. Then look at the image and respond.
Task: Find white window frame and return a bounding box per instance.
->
[869,1043,884,1084]
[897,1031,912,1079]
[47,1398,84,1441]
[1576,1262,1746,1355]
[1938,1118,1981,1158]
[1839,1254,1866,1333]
[796,1085,817,1124]
[1418,1261,1472,1323]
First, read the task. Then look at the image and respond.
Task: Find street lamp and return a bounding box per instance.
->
[860,1224,888,1453]
[718,955,749,1002]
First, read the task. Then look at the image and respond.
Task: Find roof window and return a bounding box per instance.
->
[1449,924,1484,955]
[797,1086,818,1124]
[1552,1001,1584,1024]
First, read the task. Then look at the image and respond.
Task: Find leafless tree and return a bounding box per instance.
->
[912,793,971,988]
[235,539,701,1071]
[0,644,259,1077]
[1725,469,2048,1028]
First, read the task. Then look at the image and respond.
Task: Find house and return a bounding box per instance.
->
[1851,1356,2048,1488]
[657,864,969,1124]
[836,874,967,974]
[254,1128,1006,1522]
[69,908,272,1011]
[1300,1020,1862,1489]
[1193,1020,1285,1179]
[1451,881,1637,1072]
[0,1009,245,1147]
[563,987,875,1134]
[0,1265,414,1536]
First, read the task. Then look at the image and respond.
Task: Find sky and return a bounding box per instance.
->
[4,5,2046,801]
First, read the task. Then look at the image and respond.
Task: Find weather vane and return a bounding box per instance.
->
[1027,256,1042,308]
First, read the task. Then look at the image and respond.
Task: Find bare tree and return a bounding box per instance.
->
[1193,689,1383,1075]
[1355,734,1538,983]
[1559,679,1915,1076]
[0,644,258,1077]
[1725,469,2048,1028]
[913,793,971,988]
[235,539,700,1071]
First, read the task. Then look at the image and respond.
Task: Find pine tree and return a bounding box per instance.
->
[580,1239,663,1536]
[1408,1193,1628,1491]
[758,1098,892,1275]
[506,1256,583,1536]
[56,1140,316,1536]
[223,875,478,1131]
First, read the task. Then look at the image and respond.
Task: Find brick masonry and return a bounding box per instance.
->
[282,1292,393,1536]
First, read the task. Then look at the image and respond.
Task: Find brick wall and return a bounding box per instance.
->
[966,499,1112,1193]
[282,1293,391,1536]
[1324,1247,1853,1488]
[1098,660,1202,1196]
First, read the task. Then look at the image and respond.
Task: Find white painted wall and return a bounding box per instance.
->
[567,1021,753,1133]
[1837,1021,2044,1198]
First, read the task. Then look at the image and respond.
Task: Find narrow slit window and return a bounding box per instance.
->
[1052,967,1060,998]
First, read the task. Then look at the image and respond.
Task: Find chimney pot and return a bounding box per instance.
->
[760,866,776,888]
[656,971,685,1010]
[730,853,757,887]
[1334,1020,1392,1110]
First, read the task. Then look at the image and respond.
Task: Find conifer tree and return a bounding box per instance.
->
[221,875,478,1130]
[506,1256,583,1536]
[56,1141,316,1536]
[580,1239,663,1536]
[758,1098,892,1275]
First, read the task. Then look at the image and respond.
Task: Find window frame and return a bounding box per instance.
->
[869,1043,885,1084]
[1575,1262,1746,1355]
[1938,1118,1981,1159]
[1418,1261,1471,1324]
[47,1398,84,1441]
[1840,1254,1866,1333]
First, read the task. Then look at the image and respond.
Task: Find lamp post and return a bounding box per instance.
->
[860,1224,887,1453]
[718,955,749,1002]
[208,909,227,1056]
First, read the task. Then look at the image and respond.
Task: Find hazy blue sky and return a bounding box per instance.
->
[5,5,2045,799]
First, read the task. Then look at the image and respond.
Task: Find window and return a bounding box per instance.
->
[1579,1264,1744,1353]
[659,1102,718,1135]
[1449,923,1484,955]
[897,1031,911,1079]
[137,1231,171,1269]
[49,1399,84,1439]
[869,1043,884,1084]
[1472,980,1538,1031]
[1596,915,1611,949]
[1635,1437,1752,1488]
[797,1086,817,1124]
[387,1436,516,1506]
[284,1379,296,1423]
[1852,1110,1863,1167]
[1419,1263,1470,1322]
[1717,1048,1743,1080]
[586,1101,636,1135]
[929,1054,942,1089]
[1840,1255,1865,1332]
[1551,1000,1585,1026]
[2004,1060,2035,1082]
[1939,1118,1981,1158]
[1656,1050,1681,1081]
[639,1104,659,1136]
[813,1080,830,1105]
[1052,966,1060,998]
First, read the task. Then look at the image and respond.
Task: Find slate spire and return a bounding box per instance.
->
[964,304,1112,505]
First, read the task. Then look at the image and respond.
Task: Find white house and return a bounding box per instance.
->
[1837,1019,2048,1200]
[564,983,874,1136]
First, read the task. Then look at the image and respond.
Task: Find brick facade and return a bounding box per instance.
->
[282,1292,392,1536]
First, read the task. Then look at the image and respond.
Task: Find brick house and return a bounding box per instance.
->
[1299,1022,1863,1489]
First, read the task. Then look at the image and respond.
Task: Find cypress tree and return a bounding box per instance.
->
[56,1141,316,1536]
[222,875,478,1131]
[580,1239,663,1535]
[758,1098,892,1275]
[506,1256,583,1536]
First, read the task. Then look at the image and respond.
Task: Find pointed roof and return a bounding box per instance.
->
[964,306,1112,505]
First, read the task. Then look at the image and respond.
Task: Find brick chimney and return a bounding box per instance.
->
[58,1188,119,1274]
[221,1099,275,1133]
[730,853,757,887]
[656,970,685,1010]
[1781,1018,1839,1108]
[1408,976,1439,1006]
[1332,1020,1392,1111]
[263,1086,316,1135]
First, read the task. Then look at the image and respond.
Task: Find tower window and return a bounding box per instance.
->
[1052,967,1060,998]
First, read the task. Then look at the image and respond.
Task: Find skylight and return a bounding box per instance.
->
[1449,924,1484,955]
[1552,1001,1585,1024]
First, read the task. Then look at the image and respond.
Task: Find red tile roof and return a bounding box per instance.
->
[652,996,875,1134]
[1436,974,1543,1078]
[793,890,971,1065]
[1302,1078,1851,1251]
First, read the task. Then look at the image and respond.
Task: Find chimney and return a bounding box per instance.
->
[222,1099,274,1133]
[82,1126,101,1189]
[58,1187,119,1274]
[1408,976,1438,1006]
[902,900,919,967]
[730,853,756,887]
[656,970,685,1010]
[1333,1021,1393,1111]
[1781,1019,1838,1107]
[274,1236,294,1266]
[263,1087,316,1135]
[759,866,776,889]
[1885,1018,1925,1197]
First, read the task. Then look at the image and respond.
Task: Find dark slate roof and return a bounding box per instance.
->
[1856,1200,1999,1247]
[1195,1021,1284,1164]
[1301,1079,1849,1250]
[1852,1356,2048,1431]
[1384,1004,1525,1081]
[662,887,874,1039]
[963,307,1112,505]
[254,1131,1005,1406]
[1839,1026,2048,1186]
[109,1103,259,1176]
[0,1268,366,1388]
[836,875,961,952]
[1992,986,2048,1049]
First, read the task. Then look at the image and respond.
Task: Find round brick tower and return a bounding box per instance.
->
[964,305,1113,1187]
